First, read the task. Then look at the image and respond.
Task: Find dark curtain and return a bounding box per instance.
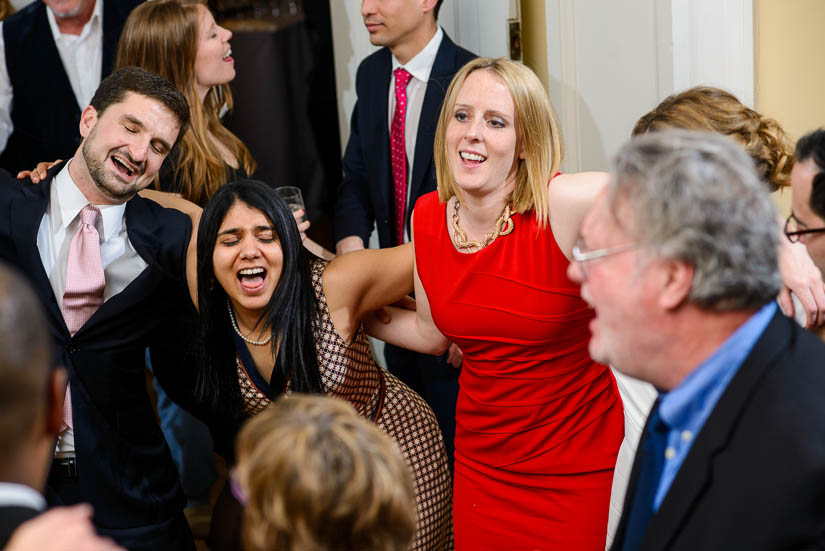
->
[215,0,341,249]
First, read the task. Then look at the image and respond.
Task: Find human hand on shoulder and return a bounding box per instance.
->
[16,159,61,183]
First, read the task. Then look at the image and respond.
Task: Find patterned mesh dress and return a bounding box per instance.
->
[236,259,453,550]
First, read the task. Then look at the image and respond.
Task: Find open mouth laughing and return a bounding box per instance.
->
[237,266,267,292]
[110,152,143,179]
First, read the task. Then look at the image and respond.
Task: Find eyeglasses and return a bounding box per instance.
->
[571,240,637,277]
[784,213,825,243]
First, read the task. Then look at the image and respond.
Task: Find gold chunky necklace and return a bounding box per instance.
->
[452,199,515,251]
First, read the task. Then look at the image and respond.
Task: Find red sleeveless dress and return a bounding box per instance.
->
[414,191,623,550]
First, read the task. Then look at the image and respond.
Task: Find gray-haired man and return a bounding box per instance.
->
[569,130,825,551]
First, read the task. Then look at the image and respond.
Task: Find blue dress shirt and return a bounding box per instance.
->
[652,302,777,510]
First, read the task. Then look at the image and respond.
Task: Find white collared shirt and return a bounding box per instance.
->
[388,26,443,243]
[37,161,147,457]
[0,482,46,511]
[0,0,104,151]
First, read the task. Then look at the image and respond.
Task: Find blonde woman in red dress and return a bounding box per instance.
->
[369,57,623,549]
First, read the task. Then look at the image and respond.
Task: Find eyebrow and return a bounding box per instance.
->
[218,225,276,236]
[453,104,512,121]
[121,114,173,153]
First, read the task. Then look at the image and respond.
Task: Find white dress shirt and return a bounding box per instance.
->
[0,0,103,151]
[0,482,46,511]
[38,161,147,456]
[388,26,443,243]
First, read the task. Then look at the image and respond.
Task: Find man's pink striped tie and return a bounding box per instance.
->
[59,204,105,430]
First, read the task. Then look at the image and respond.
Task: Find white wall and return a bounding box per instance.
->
[329,0,518,149]
[545,0,755,172]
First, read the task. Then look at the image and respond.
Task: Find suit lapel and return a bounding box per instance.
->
[370,49,393,217]
[641,311,789,550]
[408,34,458,215]
[10,171,69,333]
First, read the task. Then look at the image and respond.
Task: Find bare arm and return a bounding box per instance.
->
[139,189,201,307]
[546,171,609,259]
[323,242,415,342]
[363,213,450,355]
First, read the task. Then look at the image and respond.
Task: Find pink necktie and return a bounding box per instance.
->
[391,67,412,246]
[60,205,105,429]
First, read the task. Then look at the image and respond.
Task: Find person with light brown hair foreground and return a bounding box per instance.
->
[233,395,417,551]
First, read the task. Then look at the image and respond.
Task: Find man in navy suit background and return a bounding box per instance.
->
[568,130,825,550]
[0,66,197,551]
[334,0,475,464]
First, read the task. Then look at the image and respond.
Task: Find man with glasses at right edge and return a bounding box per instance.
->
[788,129,825,341]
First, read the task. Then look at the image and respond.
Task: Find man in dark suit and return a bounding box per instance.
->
[0,0,141,174]
[334,0,475,463]
[567,130,825,550]
[0,263,118,551]
[0,66,197,551]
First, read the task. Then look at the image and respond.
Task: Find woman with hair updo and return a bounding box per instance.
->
[632,85,794,191]
[114,0,256,206]
[631,85,825,328]
[369,57,624,549]
[234,395,417,551]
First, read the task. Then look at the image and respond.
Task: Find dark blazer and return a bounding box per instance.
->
[0,0,141,174]
[0,505,39,548]
[0,164,194,550]
[611,311,825,551]
[333,31,475,247]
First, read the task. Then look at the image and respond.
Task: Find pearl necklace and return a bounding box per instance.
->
[227,298,272,346]
[452,199,515,251]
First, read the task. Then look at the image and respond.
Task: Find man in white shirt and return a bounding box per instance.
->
[0,66,197,551]
[333,0,475,466]
[0,0,141,173]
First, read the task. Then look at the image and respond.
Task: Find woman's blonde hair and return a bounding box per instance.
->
[633,86,793,191]
[115,0,255,206]
[235,395,417,551]
[434,57,564,227]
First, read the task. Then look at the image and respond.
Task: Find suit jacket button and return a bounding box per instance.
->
[66,344,78,354]
[382,218,388,225]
